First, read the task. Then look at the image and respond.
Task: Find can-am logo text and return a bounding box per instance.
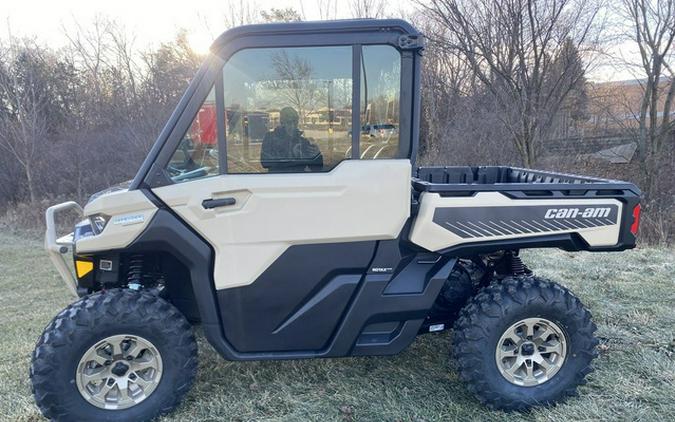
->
[544,207,611,219]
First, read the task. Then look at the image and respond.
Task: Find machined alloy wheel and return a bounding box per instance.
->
[452,277,598,410]
[31,289,197,421]
[76,334,163,409]
[495,318,567,386]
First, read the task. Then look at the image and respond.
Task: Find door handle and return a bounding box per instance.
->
[202,197,236,209]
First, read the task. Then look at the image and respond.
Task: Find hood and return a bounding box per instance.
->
[87,180,133,205]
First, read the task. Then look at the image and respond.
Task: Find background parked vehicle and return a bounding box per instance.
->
[363,123,398,138]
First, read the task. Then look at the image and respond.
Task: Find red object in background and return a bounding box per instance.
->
[191,105,217,145]
[630,204,641,236]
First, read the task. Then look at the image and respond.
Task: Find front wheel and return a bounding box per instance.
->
[31,289,198,421]
[452,277,598,410]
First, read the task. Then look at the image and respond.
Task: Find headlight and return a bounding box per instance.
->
[74,218,94,240]
[73,215,109,240]
[90,215,109,235]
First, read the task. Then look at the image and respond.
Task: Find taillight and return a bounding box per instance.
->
[630,204,641,236]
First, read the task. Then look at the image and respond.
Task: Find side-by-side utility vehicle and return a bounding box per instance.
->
[32,19,641,421]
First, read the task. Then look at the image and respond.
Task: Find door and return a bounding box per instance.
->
[152,43,412,353]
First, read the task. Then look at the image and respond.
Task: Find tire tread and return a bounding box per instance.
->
[452,276,598,411]
[30,289,197,421]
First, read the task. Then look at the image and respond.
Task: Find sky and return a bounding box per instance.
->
[0,0,639,82]
[0,0,413,54]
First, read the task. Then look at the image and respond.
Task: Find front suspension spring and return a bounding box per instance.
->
[126,254,144,286]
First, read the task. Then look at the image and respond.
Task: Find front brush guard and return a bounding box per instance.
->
[45,201,83,297]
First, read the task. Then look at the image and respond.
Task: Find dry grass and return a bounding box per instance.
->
[0,230,673,421]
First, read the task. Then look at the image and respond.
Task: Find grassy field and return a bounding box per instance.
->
[0,230,673,421]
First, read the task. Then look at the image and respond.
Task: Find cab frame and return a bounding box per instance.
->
[130,19,424,190]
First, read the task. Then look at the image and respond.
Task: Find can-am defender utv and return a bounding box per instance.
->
[33,19,641,421]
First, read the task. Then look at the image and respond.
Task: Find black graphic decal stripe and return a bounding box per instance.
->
[477,221,509,236]
[520,220,543,233]
[433,204,619,239]
[445,222,475,238]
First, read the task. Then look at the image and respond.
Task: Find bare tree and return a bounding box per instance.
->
[261,8,303,22]
[0,40,51,202]
[418,24,522,166]
[420,0,604,167]
[108,22,141,104]
[622,0,675,201]
[269,50,319,121]
[62,17,115,102]
[0,7,671,243]
[316,0,339,20]
[222,0,260,28]
[350,0,386,18]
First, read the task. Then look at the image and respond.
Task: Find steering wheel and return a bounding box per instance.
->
[172,166,212,182]
[166,141,197,177]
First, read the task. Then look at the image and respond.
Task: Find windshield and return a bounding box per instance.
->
[165,88,220,183]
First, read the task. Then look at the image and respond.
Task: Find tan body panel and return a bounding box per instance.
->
[153,159,412,290]
[76,190,157,253]
[410,192,622,252]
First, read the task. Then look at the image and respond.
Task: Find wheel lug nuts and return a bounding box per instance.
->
[107,378,115,386]
[126,356,133,361]
[104,360,112,366]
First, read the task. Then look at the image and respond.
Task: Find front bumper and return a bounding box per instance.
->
[45,201,83,297]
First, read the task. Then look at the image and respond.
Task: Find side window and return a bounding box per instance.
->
[165,87,219,183]
[359,45,401,159]
[222,46,353,173]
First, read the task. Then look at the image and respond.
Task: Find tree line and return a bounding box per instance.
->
[0,0,672,243]
[417,0,673,243]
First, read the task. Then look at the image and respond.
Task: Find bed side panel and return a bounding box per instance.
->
[410,192,623,252]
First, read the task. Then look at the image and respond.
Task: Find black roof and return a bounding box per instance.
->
[210,19,421,52]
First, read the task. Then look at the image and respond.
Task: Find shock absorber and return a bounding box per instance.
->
[126,254,144,290]
[508,252,532,276]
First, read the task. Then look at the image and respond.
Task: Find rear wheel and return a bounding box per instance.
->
[452,277,598,410]
[31,289,197,421]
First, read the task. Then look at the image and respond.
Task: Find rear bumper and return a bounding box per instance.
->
[44,201,83,297]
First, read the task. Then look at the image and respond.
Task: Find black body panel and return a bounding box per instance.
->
[216,242,376,352]
[214,239,456,357]
[347,255,455,356]
[437,233,594,257]
[122,208,219,328]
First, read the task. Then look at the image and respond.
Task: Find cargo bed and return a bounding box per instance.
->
[409,166,641,255]
[413,166,640,195]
